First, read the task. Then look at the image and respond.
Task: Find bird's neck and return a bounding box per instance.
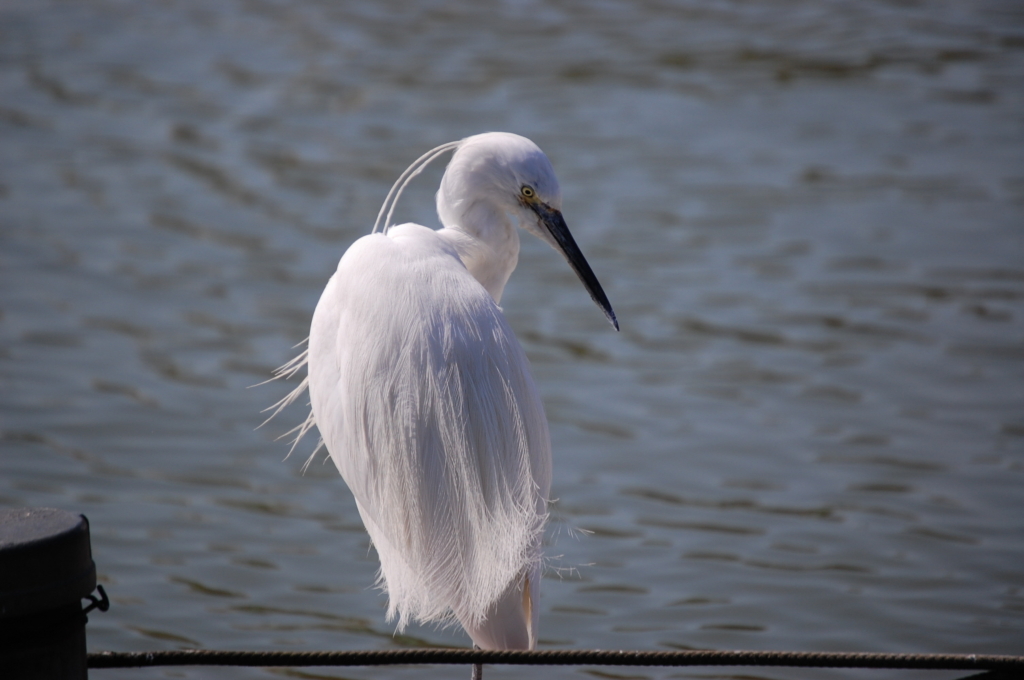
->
[437,202,520,305]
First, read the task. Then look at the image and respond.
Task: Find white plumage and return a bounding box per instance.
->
[272,132,616,650]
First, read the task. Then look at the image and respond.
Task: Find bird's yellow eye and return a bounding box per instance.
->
[520,185,536,199]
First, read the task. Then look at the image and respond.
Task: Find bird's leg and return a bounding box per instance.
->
[471,645,483,680]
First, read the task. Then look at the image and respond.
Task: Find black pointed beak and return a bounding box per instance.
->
[531,202,619,331]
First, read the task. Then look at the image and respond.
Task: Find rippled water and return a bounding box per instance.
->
[2,1,1022,678]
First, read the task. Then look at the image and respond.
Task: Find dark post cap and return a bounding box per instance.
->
[0,508,97,618]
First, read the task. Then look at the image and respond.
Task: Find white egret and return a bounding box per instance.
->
[270,132,617,652]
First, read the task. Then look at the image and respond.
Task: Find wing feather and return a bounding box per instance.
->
[307,224,552,633]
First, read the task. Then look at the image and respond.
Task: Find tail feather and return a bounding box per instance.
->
[457,564,540,650]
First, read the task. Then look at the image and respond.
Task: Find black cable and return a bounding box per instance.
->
[87,648,1024,671]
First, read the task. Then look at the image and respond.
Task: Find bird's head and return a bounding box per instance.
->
[438,132,618,330]
[437,132,561,240]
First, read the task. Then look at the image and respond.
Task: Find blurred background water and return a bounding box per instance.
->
[1,1,1022,678]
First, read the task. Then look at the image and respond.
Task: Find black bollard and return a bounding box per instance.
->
[0,508,103,680]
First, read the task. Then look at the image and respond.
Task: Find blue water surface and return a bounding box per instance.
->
[1,1,1022,678]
